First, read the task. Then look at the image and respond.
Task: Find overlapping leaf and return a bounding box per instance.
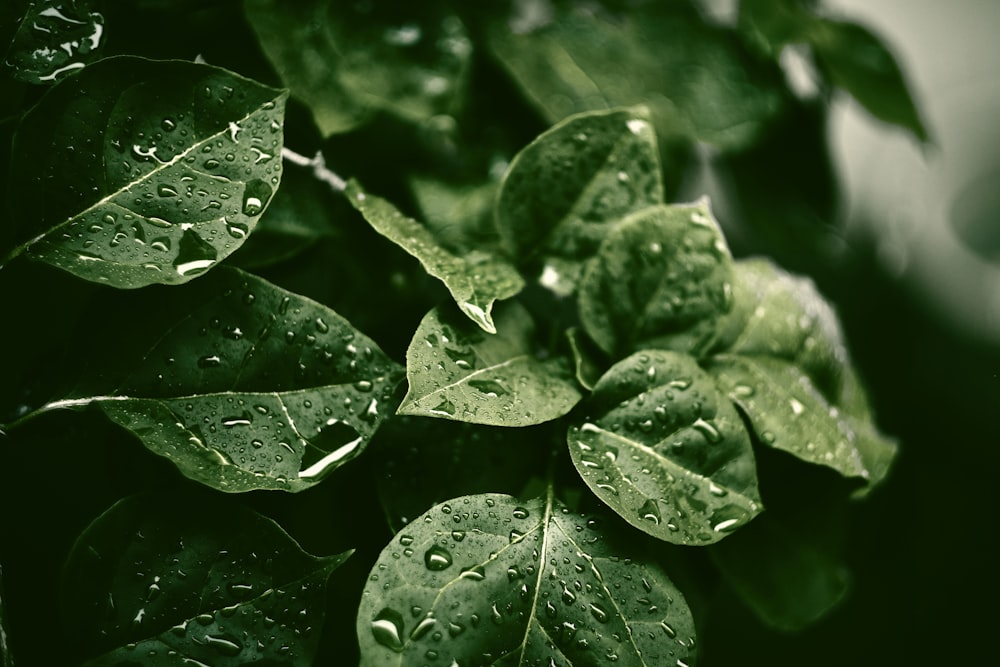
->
[398,302,581,426]
[48,266,403,492]
[578,200,735,358]
[494,106,663,295]
[568,350,762,545]
[348,180,523,333]
[4,0,106,84]
[357,492,697,667]
[4,56,287,287]
[61,492,350,666]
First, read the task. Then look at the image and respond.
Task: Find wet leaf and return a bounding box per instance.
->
[357,492,696,667]
[61,491,350,666]
[487,3,786,149]
[3,0,106,85]
[398,302,581,426]
[4,56,287,287]
[494,106,663,295]
[51,266,403,492]
[709,512,850,631]
[245,0,471,135]
[347,180,523,334]
[578,201,734,358]
[568,350,762,545]
[409,175,499,255]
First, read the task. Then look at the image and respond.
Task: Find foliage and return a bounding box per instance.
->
[0,1,920,665]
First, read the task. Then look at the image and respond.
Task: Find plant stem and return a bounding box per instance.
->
[0,395,127,434]
[281,147,347,193]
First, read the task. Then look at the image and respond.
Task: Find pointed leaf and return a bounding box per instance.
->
[347,180,523,333]
[494,106,663,292]
[61,491,350,666]
[60,266,402,492]
[357,492,696,667]
[4,56,287,287]
[398,302,581,426]
[708,512,850,631]
[4,0,106,84]
[569,350,761,545]
[409,175,500,254]
[578,201,735,358]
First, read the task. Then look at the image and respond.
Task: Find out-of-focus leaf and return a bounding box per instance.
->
[398,302,581,426]
[566,326,605,392]
[348,180,523,333]
[495,106,662,295]
[409,175,498,254]
[3,0,106,85]
[245,0,471,135]
[488,2,786,150]
[568,350,762,545]
[578,201,734,358]
[34,267,402,493]
[357,492,697,666]
[3,56,287,287]
[61,491,350,666]
[0,563,12,667]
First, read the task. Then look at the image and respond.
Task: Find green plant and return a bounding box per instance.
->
[0,1,921,665]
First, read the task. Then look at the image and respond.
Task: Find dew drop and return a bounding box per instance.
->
[241,178,273,216]
[512,506,530,520]
[638,498,661,525]
[370,608,405,652]
[589,603,609,623]
[423,545,452,571]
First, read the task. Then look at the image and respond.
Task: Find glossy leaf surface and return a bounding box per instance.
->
[63,267,402,492]
[348,180,523,333]
[245,0,471,135]
[4,0,106,84]
[62,492,349,666]
[5,56,287,287]
[357,492,696,666]
[494,106,662,295]
[398,302,581,426]
[578,201,734,358]
[568,350,762,545]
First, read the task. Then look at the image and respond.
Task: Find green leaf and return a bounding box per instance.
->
[409,175,499,254]
[708,354,868,480]
[807,18,929,143]
[568,350,762,545]
[487,3,786,149]
[61,491,350,666]
[708,512,850,631]
[357,491,696,666]
[52,266,403,492]
[3,56,287,287]
[347,179,523,333]
[398,302,581,426]
[494,106,663,294]
[566,326,606,392]
[0,563,12,667]
[3,0,106,84]
[245,0,471,135]
[578,201,735,358]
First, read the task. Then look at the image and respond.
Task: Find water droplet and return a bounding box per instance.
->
[638,498,661,525]
[226,221,249,239]
[512,506,529,520]
[157,184,178,197]
[460,565,485,581]
[222,411,252,427]
[198,355,221,368]
[561,586,576,604]
[409,614,436,640]
[204,633,242,657]
[660,621,677,638]
[161,118,176,132]
[371,608,405,652]
[589,603,609,623]
[469,379,506,397]
[545,601,558,618]
[242,179,273,216]
[173,229,217,277]
[424,545,452,571]
[509,529,525,543]
[399,535,414,546]
[430,397,455,417]
[448,622,466,637]
[451,530,466,542]
[692,417,721,443]
[354,380,373,392]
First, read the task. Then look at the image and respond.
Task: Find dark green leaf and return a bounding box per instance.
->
[357,492,696,666]
[52,267,403,492]
[568,350,762,545]
[494,106,663,294]
[0,563,12,667]
[738,0,812,56]
[578,201,735,357]
[809,18,928,142]
[3,0,106,84]
[61,491,350,666]
[708,512,849,631]
[409,175,499,254]
[398,302,581,426]
[566,326,605,392]
[348,179,523,333]
[4,56,287,287]
[245,0,471,135]
[487,3,786,149]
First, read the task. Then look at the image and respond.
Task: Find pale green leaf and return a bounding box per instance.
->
[51,267,402,493]
[566,326,605,392]
[61,491,350,666]
[357,492,696,666]
[347,180,523,333]
[398,302,581,426]
[4,56,287,287]
[4,0,106,84]
[494,106,663,292]
[578,201,735,358]
[568,350,762,545]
